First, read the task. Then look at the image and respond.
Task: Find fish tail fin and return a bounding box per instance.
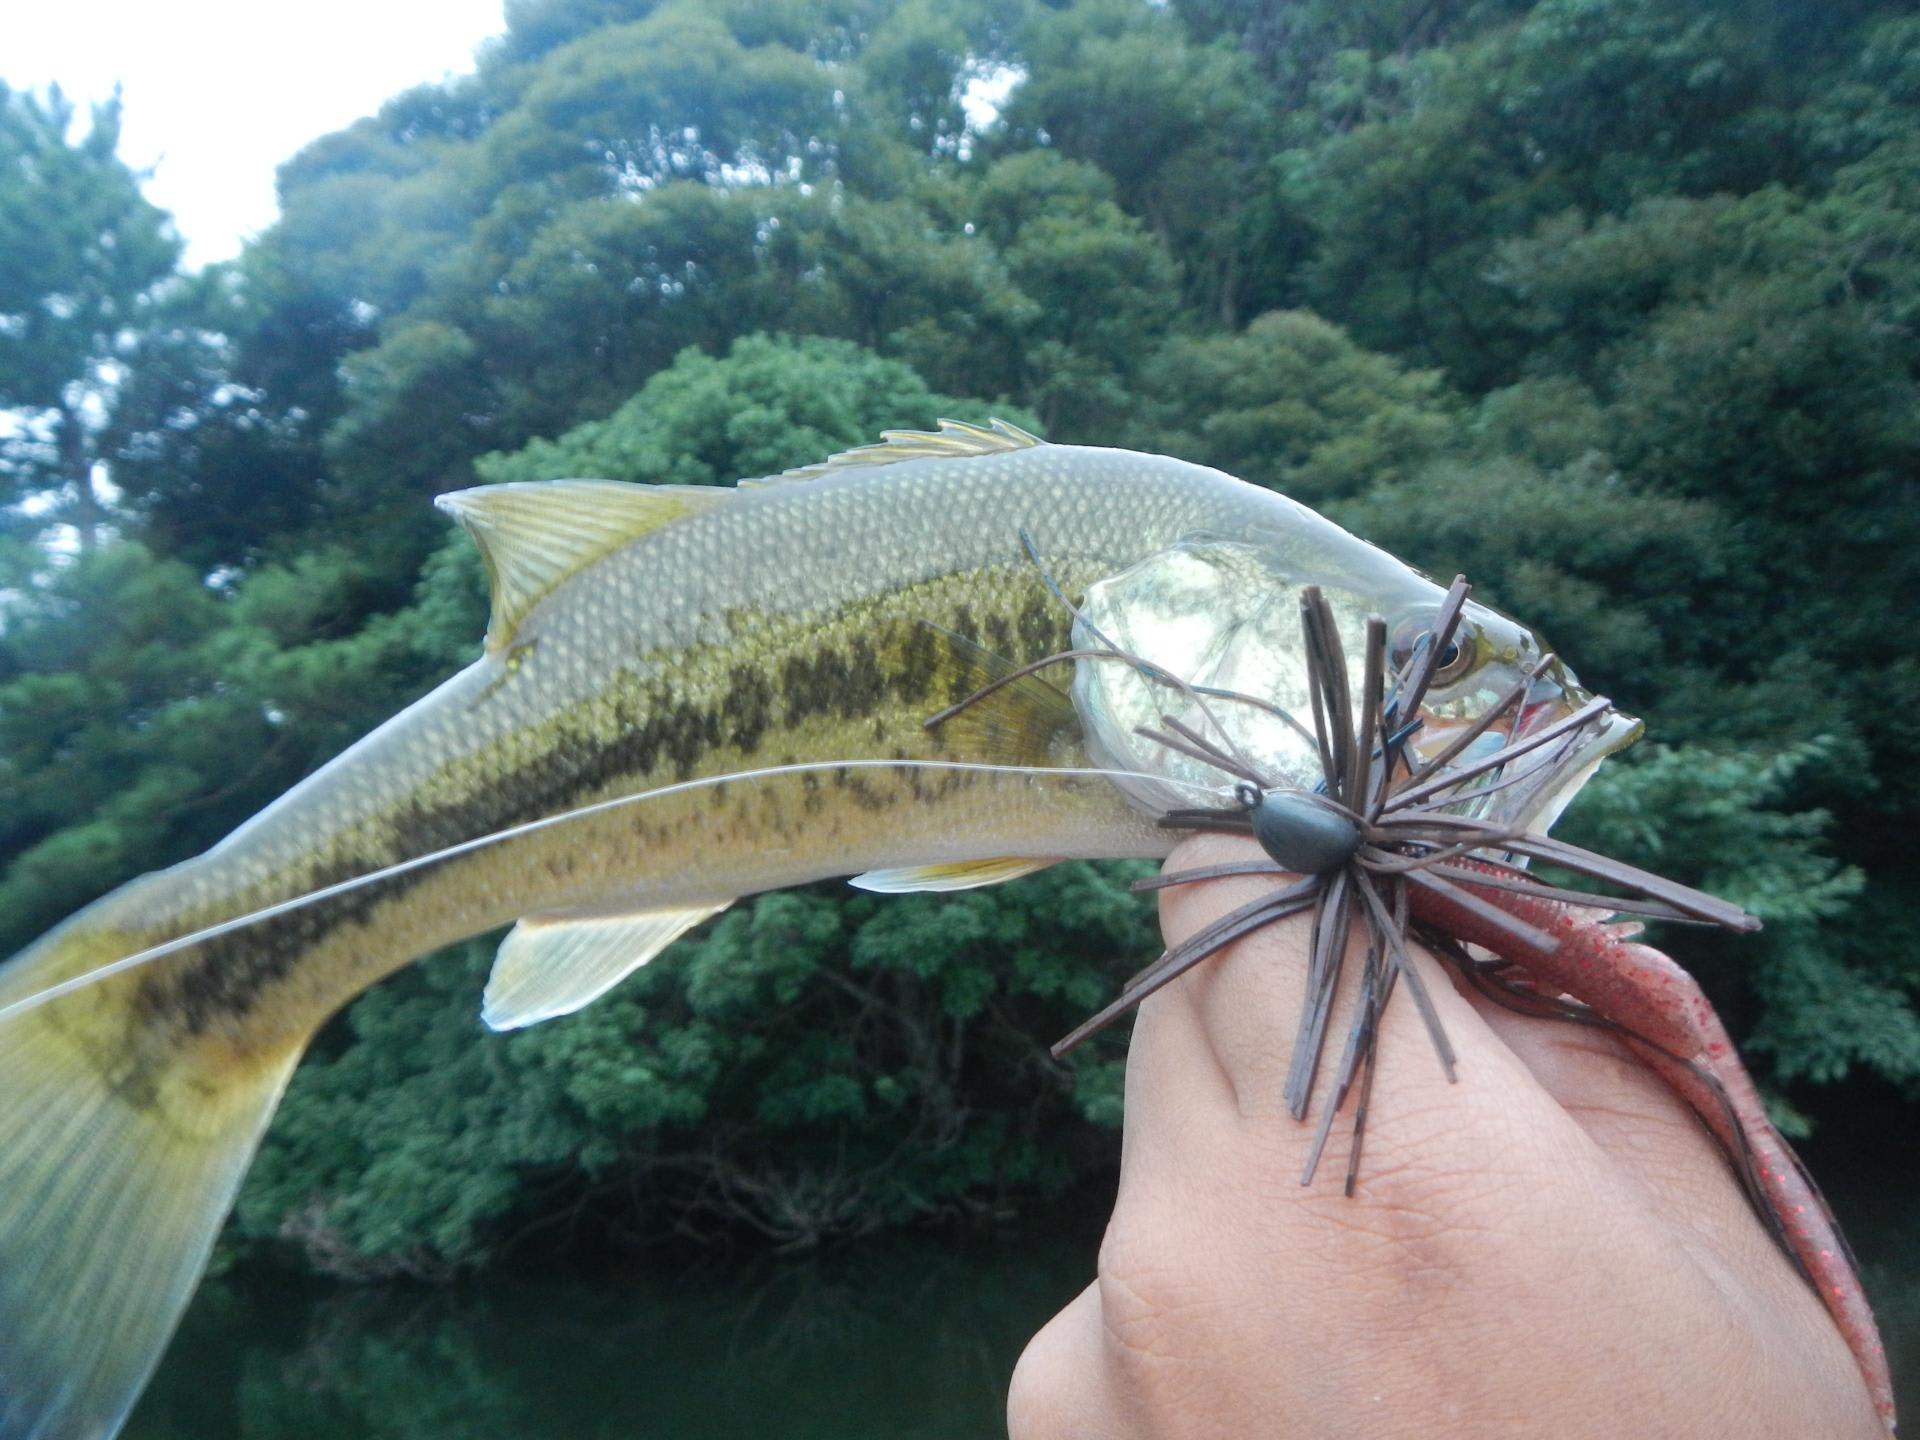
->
[0,925,304,1440]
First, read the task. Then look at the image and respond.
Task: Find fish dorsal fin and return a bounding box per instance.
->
[481,899,732,1031]
[850,857,1060,893]
[437,480,730,652]
[760,418,1043,486]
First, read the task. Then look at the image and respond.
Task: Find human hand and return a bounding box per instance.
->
[1008,834,1885,1440]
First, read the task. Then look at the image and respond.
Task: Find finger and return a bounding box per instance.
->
[1462,988,1765,1240]
[1139,833,1578,1214]
[1438,926,1816,1297]
[1118,838,1611,1399]
[1132,833,1754,1379]
[1007,1284,1131,1440]
[1106,946,1240,1174]
[1146,832,1763,1256]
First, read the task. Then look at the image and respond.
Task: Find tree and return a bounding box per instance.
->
[964,151,1178,434]
[0,85,181,548]
[473,185,812,439]
[1140,310,1462,502]
[1000,0,1281,324]
[476,331,1034,488]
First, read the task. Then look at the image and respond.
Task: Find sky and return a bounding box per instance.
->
[5,0,510,268]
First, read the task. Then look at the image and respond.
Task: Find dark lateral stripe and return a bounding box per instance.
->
[140,586,1073,1037]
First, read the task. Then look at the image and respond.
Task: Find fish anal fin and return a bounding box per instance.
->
[761,418,1042,486]
[482,900,731,1032]
[435,479,730,652]
[850,857,1061,894]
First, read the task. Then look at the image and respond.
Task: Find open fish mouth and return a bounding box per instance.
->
[1503,705,1642,835]
[1411,684,1644,838]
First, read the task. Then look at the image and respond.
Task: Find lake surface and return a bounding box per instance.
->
[129,1156,1915,1439]
[127,1226,1096,1440]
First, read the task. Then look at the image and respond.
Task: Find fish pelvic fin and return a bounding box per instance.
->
[0,928,306,1440]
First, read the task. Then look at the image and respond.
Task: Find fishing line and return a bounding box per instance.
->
[0,758,1233,1023]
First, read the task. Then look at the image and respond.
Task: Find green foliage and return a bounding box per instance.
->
[479,7,847,199]
[1330,455,1746,717]
[1561,744,1920,1093]
[327,320,489,510]
[969,150,1179,432]
[0,535,485,958]
[6,0,1920,1275]
[0,545,267,943]
[477,333,1037,487]
[0,87,179,410]
[1562,743,1862,930]
[1143,310,1462,502]
[242,863,1155,1269]
[477,186,802,436]
[1002,0,1278,322]
[0,85,183,547]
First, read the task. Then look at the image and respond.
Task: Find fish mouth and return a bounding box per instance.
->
[1497,705,1642,836]
[1411,678,1643,837]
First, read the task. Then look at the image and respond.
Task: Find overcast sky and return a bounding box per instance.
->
[6,0,510,268]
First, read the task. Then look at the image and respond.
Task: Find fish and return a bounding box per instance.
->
[0,420,1708,1438]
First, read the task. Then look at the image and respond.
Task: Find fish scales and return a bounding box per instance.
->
[22,446,1303,1080]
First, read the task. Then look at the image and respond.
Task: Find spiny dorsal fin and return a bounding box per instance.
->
[436,480,730,652]
[760,417,1043,486]
[481,900,732,1031]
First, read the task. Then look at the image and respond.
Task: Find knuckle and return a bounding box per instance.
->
[1092,1218,1230,1408]
[1004,1342,1062,1440]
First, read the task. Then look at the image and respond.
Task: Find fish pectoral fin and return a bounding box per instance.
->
[435,479,731,652]
[918,623,1080,763]
[850,857,1060,893]
[763,418,1042,486]
[481,900,732,1032]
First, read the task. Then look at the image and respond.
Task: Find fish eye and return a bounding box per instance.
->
[1391,619,1477,687]
[1433,636,1473,686]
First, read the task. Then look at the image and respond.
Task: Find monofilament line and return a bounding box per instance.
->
[0,758,1231,1023]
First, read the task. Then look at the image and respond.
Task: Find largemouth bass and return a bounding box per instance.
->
[0,421,1632,1438]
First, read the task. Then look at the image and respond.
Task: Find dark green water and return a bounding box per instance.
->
[126,1228,1095,1440]
[127,1161,1916,1439]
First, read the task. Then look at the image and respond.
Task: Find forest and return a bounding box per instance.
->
[2,0,1917,1284]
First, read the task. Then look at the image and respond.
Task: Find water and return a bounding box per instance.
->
[127,1157,1917,1438]
[128,1228,1096,1440]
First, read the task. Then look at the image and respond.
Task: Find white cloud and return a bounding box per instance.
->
[4,0,508,268]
